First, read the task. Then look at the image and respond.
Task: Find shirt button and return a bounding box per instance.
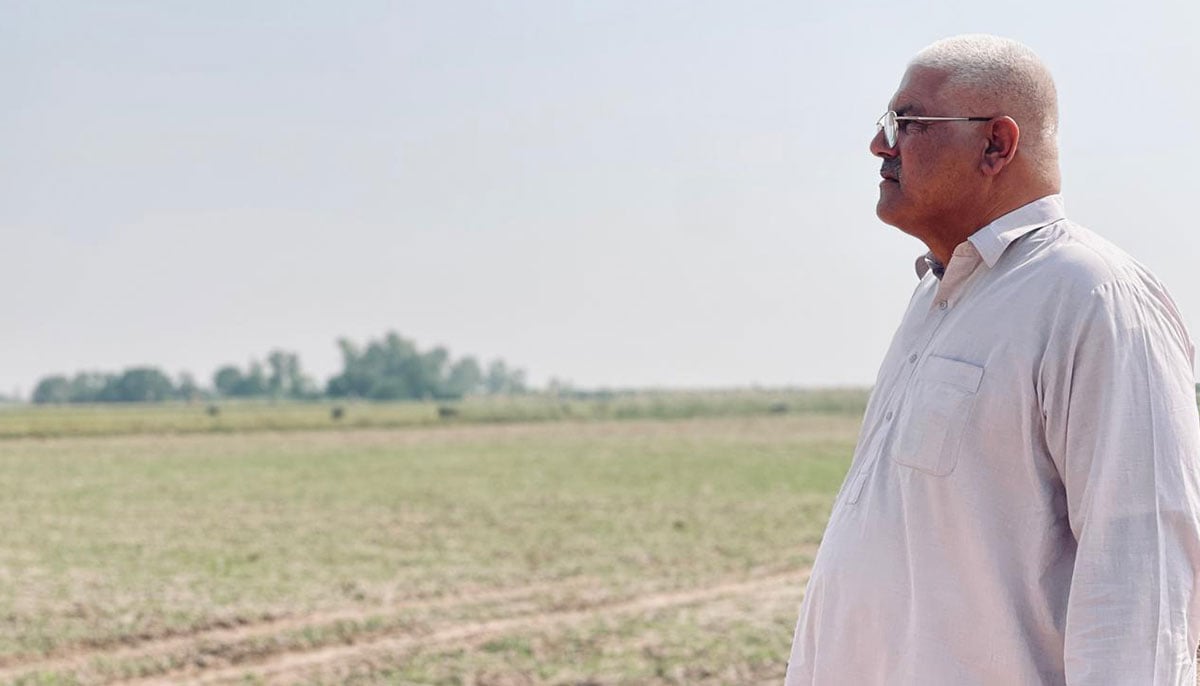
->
[908,353,918,363]
[938,300,948,310]
[885,410,894,421]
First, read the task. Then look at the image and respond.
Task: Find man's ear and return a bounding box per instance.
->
[981,116,1019,176]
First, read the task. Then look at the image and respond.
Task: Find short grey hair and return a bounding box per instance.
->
[911,35,1059,159]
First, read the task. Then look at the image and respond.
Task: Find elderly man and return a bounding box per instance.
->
[785,35,1200,685]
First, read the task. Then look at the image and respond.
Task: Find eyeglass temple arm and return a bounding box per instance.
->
[894,115,993,122]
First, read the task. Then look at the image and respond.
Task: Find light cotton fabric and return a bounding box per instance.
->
[785,195,1200,685]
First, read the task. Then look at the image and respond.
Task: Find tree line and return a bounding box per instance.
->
[31,332,527,404]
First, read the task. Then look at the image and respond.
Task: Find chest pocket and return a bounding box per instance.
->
[893,355,984,476]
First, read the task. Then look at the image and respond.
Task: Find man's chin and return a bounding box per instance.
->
[875,193,904,228]
[876,198,925,239]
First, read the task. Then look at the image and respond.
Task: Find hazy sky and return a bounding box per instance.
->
[4,1,1198,395]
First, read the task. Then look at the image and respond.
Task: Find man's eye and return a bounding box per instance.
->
[898,120,927,133]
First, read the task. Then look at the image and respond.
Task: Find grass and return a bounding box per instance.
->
[0,411,860,684]
[0,388,869,439]
[380,586,804,686]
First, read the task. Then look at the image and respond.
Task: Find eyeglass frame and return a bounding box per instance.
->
[875,110,993,148]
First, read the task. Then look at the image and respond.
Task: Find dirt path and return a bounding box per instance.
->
[162,568,808,685]
[0,565,809,686]
[0,577,597,684]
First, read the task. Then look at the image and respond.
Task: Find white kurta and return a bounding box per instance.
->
[785,195,1200,685]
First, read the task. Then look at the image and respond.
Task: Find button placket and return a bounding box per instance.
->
[847,299,954,505]
[847,249,988,505]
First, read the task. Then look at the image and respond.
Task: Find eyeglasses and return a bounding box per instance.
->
[875,110,993,148]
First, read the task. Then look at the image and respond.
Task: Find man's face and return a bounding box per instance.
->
[871,66,983,238]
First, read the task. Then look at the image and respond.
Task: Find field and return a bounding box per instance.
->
[0,390,868,439]
[0,395,863,685]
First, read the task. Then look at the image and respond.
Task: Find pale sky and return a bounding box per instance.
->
[3,1,1198,396]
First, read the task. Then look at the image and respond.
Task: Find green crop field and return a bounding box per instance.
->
[0,398,861,685]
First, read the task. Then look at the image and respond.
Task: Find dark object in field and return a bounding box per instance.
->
[331,406,345,421]
[206,404,220,417]
[437,405,458,419]
[768,402,789,414]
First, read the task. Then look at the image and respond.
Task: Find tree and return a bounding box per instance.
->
[419,346,450,399]
[103,367,176,402]
[28,336,530,405]
[176,372,200,401]
[485,360,527,395]
[213,366,244,397]
[214,354,305,399]
[265,349,313,399]
[32,376,71,404]
[70,372,113,402]
[445,357,484,397]
[34,368,176,403]
[239,361,268,396]
[327,332,421,400]
[326,339,368,398]
[325,332,515,401]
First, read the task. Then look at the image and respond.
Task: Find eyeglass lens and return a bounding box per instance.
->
[881,111,896,147]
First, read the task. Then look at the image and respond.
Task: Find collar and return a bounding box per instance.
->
[914,194,1066,279]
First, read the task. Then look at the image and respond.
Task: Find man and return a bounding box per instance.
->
[785,35,1200,684]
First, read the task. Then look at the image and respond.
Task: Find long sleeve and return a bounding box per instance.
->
[1042,279,1200,684]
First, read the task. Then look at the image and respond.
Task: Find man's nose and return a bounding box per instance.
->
[870,128,896,158]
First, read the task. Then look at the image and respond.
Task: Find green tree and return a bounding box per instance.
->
[103,367,176,402]
[176,372,201,401]
[485,360,527,395]
[363,333,418,400]
[445,357,484,397]
[213,359,275,398]
[327,332,420,400]
[69,372,113,402]
[240,361,268,396]
[213,366,244,397]
[326,339,369,398]
[419,346,450,399]
[326,332,527,401]
[326,332,495,400]
[32,375,71,404]
[265,349,313,399]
